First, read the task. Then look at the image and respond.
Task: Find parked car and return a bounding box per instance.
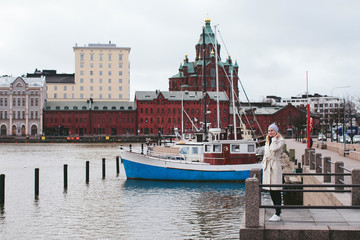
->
[318,133,326,141]
[353,135,360,143]
[339,134,351,143]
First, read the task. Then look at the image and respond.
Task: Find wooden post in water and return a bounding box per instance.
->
[102,158,106,179]
[116,156,120,176]
[64,164,68,189]
[0,174,5,205]
[86,161,90,183]
[35,168,39,197]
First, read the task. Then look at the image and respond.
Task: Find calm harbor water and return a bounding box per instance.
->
[0,143,265,239]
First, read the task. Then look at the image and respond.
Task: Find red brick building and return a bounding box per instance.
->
[169,17,239,101]
[43,101,136,136]
[240,103,320,138]
[135,90,230,137]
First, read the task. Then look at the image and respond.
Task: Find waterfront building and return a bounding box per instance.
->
[169,17,239,100]
[265,94,343,131]
[43,101,136,136]
[0,76,46,136]
[37,42,131,102]
[240,103,320,138]
[72,42,131,101]
[27,69,75,100]
[135,90,230,139]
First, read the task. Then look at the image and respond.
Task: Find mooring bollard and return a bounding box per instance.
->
[323,157,331,183]
[102,158,106,179]
[86,161,90,183]
[64,164,68,189]
[289,149,295,162]
[129,144,132,152]
[141,144,144,155]
[116,156,120,176]
[315,153,322,174]
[335,161,344,191]
[309,149,315,170]
[35,168,39,197]
[0,174,5,205]
[245,177,260,228]
[351,168,360,206]
[304,149,310,166]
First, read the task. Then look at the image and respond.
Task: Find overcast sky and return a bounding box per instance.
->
[1,0,359,101]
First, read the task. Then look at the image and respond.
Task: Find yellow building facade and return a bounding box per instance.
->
[46,42,130,101]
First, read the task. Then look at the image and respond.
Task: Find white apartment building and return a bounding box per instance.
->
[265,94,343,130]
[0,76,46,136]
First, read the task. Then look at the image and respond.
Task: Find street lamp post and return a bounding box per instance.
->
[330,86,350,143]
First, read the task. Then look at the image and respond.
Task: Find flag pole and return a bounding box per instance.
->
[306,71,311,149]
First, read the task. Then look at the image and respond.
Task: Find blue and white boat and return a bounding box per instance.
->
[120,140,261,181]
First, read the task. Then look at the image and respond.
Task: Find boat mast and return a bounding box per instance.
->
[231,67,237,140]
[214,25,220,130]
[203,26,208,142]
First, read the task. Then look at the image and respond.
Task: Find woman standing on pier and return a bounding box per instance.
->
[262,123,285,222]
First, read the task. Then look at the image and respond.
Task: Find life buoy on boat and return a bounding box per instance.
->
[223,146,229,151]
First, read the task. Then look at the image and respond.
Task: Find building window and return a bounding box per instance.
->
[80,94,83,99]
[90,86,93,91]
[99,86,102,91]
[108,79,111,83]
[80,63,84,68]
[80,71,84,76]
[108,71,111,76]
[119,71,123,76]
[99,53,103,61]
[80,86,84,91]
[119,54,123,61]
[99,94,102,99]
[108,94,111,99]
[90,53,94,61]
[54,93,57,99]
[99,78,103,83]
[108,86,111,91]
[90,78,94,83]
[108,53,112,61]
[108,63,112,68]
[90,63,93,68]
[80,53,84,61]
[64,93,67,99]
[90,71,93,76]
[119,86,122,91]
[119,94,122,99]
[80,79,84,83]
[119,63,123,68]
[35,98,38,106]
[99,71,103,76]
[54,86,57,91]
[119,79,122,83]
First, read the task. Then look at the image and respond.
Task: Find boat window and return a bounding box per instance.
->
[191,147,198,154]
[205,145,211,152]
[231,144,240,152]
[248,144,255,153]
[180,147,189,154]
[213,144,221,153]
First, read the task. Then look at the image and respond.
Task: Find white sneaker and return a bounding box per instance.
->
[269,214,281,222]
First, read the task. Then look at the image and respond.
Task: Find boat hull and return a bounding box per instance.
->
[121,151,262,181]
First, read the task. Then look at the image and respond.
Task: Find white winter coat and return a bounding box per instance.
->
[261,134,285,190]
